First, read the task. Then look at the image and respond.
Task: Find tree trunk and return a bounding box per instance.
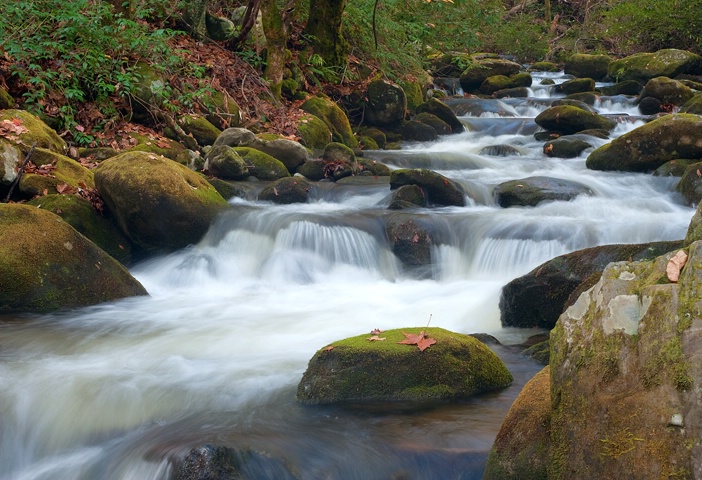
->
[183,0,208,40]
[304,0,349,67]
[545,0,551,23]
[260,0,288,99]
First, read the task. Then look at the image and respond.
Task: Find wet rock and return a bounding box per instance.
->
[676,161,702,205]
[535,105,615,135]
[564,92,597,105]
[681,93,702,115]
[297,327,513,404]
[564,53,611,81]
[390,168,465,207]
[296,160,326,181]
[365,79,407,128]
[586,113,702,172]
[479,73,531,95]
[385,214,433,269]
[599,80,643,96]
[637,96,664,115]
[551,98,596,113]
[401,120,438,142]
[543,137,592,158]
[607,48,702,83]
[249,134,311,174]
[233,147,290,180]
[204,145,249,180]
[493,87,530,98]
[415,112,452,135]
[415,98,464,134]
[479,144,522,157]
[459,58,521,93]
[0,203,146,313]
[653,159,696,177]
[637,76,695,107]
[94,151,229,252]
[388,184,426,209]
[555,77,595,95]
[258,177,311,204]
[357,157,391,176]
[172,444,298,480]
[493,176,593,207]
[483,366,551,480]
[529,61,560,72]
[499,241,682,329]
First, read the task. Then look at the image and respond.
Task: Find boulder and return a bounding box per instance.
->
[479,144,522,157]
[529,61,560,72]
[26,194,133,263]
[564,92,598,105]
[607,48,702,83]
[205,12,236,41]
[172,444,297,480]
[399,80,424,113]
[479,73,531,95]
[564,53,611,81]
[212,127,257,148]
[127,133,194,166]
[177,115,222,147]
[415,98,464,134]
[415,112,452,135]
[493,87,530,98]
[653,159,696,177]
[499,241,682,329]
[637,76,695,107]
[535,105,615,135]
[555,78,595,95]
[357,127,387,149]
[233,147,290,180]
[493,176,593,207]
[385,214,433,270]
[258,177,311,204]
[204,145,249,180]
[483,366,551,480]
[203,89,241,129]
[676,161,702,205]
[357,157,391,177]
[94,151,229,252]
[543,137,592,158]
[599,80,643,96]
[390,168,465,207]
[681,93,702,115]
[296,160,326,181]
[296,327,513,404]
[401,120,438,142]
[549,243,702,478]
[301,95,358,148]
[18,154,94,198]
[321,142,358,180]
[459,58,521,93]
[551,98,596,113]
[388,184,426,209]
[365,80,408,128]
[0,203,146,313]
[296,113,332,150]
[586,114,702,172]
[638,96,664,115]
[251,134,311,173]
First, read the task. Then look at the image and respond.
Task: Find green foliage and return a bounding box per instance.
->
[479,12,550,62]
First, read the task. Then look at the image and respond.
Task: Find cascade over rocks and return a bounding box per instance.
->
[94,151,229,252]
[586,113,702,172]
[0,204,147,313]
[493,176,593,207]
[499,241,683,329]
[385,214,433,270]
[172,444,298,480]
[258,177,311,204]
[296,327,513,404]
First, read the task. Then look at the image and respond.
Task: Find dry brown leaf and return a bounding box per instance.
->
[367,335,386,341]
[398,330,437,352]
[666,250,688,283]
[370,328,384,335]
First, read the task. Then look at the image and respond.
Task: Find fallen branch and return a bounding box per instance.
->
[3,142,37,203]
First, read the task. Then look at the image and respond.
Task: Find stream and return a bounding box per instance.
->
[0,71,695,479]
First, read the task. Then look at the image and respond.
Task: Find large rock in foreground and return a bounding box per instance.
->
[0,204,146,313]
[586,114,702,172]
[607,48,702,83]
[548,243,702,478]
[297,327,513,404]
[94,151,229,252]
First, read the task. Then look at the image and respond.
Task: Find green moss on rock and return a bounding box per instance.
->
[233,146,290,180]
[564,54,611,80]
[19,155,94,197]
[535,105,616,136]
[0,109,66,154]
[0,203,146,312]
[607,49,702,83]
[297,114,332,150]
[297,327,513,404]
[177,115,222,147]
[300,95,358,148]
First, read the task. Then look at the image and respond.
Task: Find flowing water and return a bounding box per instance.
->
[0,72,695,479]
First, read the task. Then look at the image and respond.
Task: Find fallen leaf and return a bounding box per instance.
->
[416,336,436,352]
[544,143,554,154]
[370,328,384,335]
[323,345,334,352]
[666,250,688,283]
[398,330,437,352]
[367,335,386,341]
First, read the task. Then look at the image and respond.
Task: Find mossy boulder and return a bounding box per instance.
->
[494,87,530,98]
[177,115,222,147]
[233,146,290,180]
[295,159,326,181]
[94,151,229,252]
[258,177,311,204]
[479,73,532,95]
[250,134,310,173]
[607,48,702,83]
[388,184,426,209]
[653,159,696,177]
[399,80,424,113]
[365,80,407,128]
[637,76,695,107]
[358,127,387,149]
[129,62,171,123]
[203,90,241,129]
[401,120,438,142]
[535,105,616,135]
[555,77,595,95]
[212,127,257,148]
[459,58,521,93]
[499,240,682,329]
[530,61,560,72]
[0,203,146,313]
[357,157,390,176]
[415,98,464,134]
[551,98,596,112]
[296,327,513,404]
[676,161,702,206]
[127,133,194,166]
[564,53,611,81]
[483,366,551,480]
[543,137,593,158]
[599,80,643,96]
[390,168,465,207]
[586,113,702,172]
[26,194,133,263]
[548,243,702,479]
[493,176,592,207]
[0,88,14,109]
[415,112,452,135]
[681,93,702,115]
[19,155,95,198]
[205,12,236,41]
[296,114,332,150]
[301,95,358,148]
[204,145,249,180]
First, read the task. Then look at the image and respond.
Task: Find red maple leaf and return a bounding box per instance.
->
[397,330,437,352]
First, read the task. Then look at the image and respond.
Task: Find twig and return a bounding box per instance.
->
[423,313,433,334]
[4,142,37,203]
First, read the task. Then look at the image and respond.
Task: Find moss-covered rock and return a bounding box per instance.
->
[390,168,465,207]
[0,109,66,155]
[233,146,290,180]
[483,366,551,480]
[399,80,424,113]
[205,12,236,41]
[258,177,311,204]
[358,127,387,149]
[296,114,332,150]
[586,113,702,172]
[535,105,616,135]
[480,73,532,95]
[0,203,146,312]
[300,95,358,148]
[401,120,438,142]
[551,98,596,113]
[357,157,390,176]
[549,243,702,479]
[681,93,702,115]
[493,176,592,207]
[26,194,134,263]
[599,80,644,96]
[94,151,229,252]
[415,112,452,135]
[607,48,702,83]
[494,87,530,98]
[365,80,407,128]
[637,76,695,107]
[415,98,464,134]
[543,137,593,158]
[177,115,222,147]
[295,160,326,181]
[213,127,257,148]
[653,159,696,177]
[499,241,682,329]
[0,88,14,109]
[205,176,247,201]
[127,133,194,166]
[459,58,521,93]
[250,134,310,173]
[297,327,513,404]
[555,77,595,95]
[530,61,560,72]
[204,145,249,180]
[203,90,241,129]
[676,161,702,206]
[19,155,95,198]
[388,184,426,209]
[564,53,611,81]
